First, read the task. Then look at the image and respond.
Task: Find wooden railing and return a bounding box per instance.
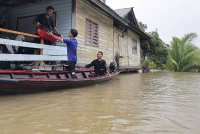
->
[0,28,44,55]
[0,28,68,62]
[0,28,40,38]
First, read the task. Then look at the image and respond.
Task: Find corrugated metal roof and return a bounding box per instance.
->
[114,7,132,18]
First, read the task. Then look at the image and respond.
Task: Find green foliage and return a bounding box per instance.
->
[139,21,200,72]
[148,31,169,70]
[138,21,147,32]
[193,49,200,72]
[167,33,200,72]
[139,21,169,70]
[143,59,157,69]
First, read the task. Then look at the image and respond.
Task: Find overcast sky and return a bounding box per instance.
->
[107,0,200,47]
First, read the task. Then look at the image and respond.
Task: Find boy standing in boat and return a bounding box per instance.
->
[48,29,78,78]
[85,51,108,76]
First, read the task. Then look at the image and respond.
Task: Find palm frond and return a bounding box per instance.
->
[181,33,197,45]
[169,33,199,72]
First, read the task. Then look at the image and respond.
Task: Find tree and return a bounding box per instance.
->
[147,30,169,69]
[138,21,169,70]
[167,33,200,72]
[138,21,147,32]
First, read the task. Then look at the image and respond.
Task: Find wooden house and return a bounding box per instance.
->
[0,0,150,72]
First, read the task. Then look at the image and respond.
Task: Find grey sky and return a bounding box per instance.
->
[107,0,200,47]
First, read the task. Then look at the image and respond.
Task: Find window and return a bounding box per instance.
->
[132,39,137,54]
[85,19,99,47]
[118,35,123,56]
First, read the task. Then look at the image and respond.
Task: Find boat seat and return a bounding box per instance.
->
[88,73,98,78]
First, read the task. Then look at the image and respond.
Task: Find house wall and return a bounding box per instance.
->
[127,30,141,67]
[9,0,72,41]
[0,7,11,29]
[1,0,142,69]
[75,0,114,64]
[113,28,128,67]
[75,0,141,68]
[0,7,7,24]
[113,28,141,68]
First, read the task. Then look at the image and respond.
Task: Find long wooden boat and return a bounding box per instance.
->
[0,70,119,94]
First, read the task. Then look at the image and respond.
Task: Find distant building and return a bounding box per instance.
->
[0,0,150,72]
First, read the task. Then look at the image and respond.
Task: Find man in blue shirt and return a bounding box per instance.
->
[48,29,78,78]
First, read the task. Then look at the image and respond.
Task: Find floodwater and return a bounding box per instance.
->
[0,72,200,134]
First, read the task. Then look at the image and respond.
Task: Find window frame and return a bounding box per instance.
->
[85,19,99,47]
[118,35,123,56]
[132,39,137,54]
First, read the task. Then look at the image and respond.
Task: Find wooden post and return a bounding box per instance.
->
[40,39,45,66]
[40,39,44,54]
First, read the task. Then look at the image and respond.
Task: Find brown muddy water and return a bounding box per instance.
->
[0,72,200,134]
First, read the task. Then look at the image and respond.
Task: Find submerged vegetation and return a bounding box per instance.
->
[139,21,200,72]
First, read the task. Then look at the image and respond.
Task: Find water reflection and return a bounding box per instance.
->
[0,72,200,134]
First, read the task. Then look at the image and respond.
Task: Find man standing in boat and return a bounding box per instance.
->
[85,51,108,77]
[48,29,78,79]
[33,6,59,45]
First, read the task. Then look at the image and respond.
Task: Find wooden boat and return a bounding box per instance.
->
[0,70,119,94]
[0,28,119,94]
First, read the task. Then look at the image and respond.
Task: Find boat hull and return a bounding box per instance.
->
[0,70,119,94]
